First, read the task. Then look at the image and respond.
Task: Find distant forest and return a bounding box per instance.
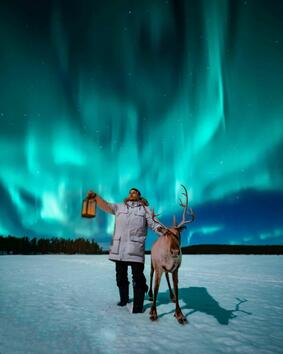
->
[146,245,283,255]
[181,244,283,255]
[0,236,103,255]
[1,236,282,255]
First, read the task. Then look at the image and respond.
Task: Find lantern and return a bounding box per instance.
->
[81,196,96,218]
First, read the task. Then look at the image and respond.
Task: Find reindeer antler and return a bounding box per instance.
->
[151,208,168,230]
[177,184,195,228]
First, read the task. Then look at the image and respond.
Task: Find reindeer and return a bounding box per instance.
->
[148,185,195,324]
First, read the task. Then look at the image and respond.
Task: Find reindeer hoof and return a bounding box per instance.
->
[174,313,188,325]
[178,317,188,325]
[150,308,158,321]
[150,314,158,321]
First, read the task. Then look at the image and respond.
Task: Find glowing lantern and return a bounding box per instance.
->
[81,192,96,218]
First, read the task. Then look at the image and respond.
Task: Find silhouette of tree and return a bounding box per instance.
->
[0,235,103,255]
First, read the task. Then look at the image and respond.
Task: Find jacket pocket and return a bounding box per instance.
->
[127,235,146,257]
[110,235,121,254]
[133,210,146,228]
[134,209,145,217]
[116,206,129,215]
[117,210,129,215]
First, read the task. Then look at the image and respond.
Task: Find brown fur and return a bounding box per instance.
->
[148,226,188,324]
[123,196,149,206]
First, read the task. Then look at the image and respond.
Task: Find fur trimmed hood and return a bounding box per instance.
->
[123,197,149,207]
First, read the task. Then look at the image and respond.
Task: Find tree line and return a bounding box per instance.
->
[180,244,283,255]
[145,244,283,254]
[0,236,103,255]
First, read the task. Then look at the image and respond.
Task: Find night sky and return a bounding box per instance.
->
[0,0,282,249]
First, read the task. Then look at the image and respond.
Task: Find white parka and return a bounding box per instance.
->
[106,200,162,263]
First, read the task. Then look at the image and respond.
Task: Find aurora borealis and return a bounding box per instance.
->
[0,0,282,248]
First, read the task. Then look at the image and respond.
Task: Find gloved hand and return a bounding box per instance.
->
[156,226,167,235]
[87,190,97,199]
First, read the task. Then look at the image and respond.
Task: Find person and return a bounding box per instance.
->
[87,188,165,313]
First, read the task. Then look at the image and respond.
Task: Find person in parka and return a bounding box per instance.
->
[87,188,164,313]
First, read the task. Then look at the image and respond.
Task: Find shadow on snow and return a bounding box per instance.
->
[144,287,252,325]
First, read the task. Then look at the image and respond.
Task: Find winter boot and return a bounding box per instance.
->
[117,285,129,306]
[132,287,145,313]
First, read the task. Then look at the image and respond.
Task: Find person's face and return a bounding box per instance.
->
[129,189,139,201]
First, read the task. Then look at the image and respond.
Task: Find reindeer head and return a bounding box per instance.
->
[165,217,189,241]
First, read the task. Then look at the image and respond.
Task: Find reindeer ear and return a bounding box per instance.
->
[178,226,187,232]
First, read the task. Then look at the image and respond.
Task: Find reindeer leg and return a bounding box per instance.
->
[150,270,162,321]
[172,270,187,324]
[165,272,175,303]
[148,260,154,301]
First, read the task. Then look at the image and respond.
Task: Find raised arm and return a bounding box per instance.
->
[87,191,117,215]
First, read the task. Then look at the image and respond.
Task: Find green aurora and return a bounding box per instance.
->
[0,0,282,248]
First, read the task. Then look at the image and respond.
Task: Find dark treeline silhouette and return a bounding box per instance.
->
[181,244,283,254]
[2,237,282,255]
[0,236,103,255]
[145,244,283,255]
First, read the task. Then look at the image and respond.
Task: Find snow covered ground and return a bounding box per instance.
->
[0,255,282,354]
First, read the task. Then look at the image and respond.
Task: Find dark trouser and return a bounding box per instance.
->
[115,260,147,291]
[115,260,148,312]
